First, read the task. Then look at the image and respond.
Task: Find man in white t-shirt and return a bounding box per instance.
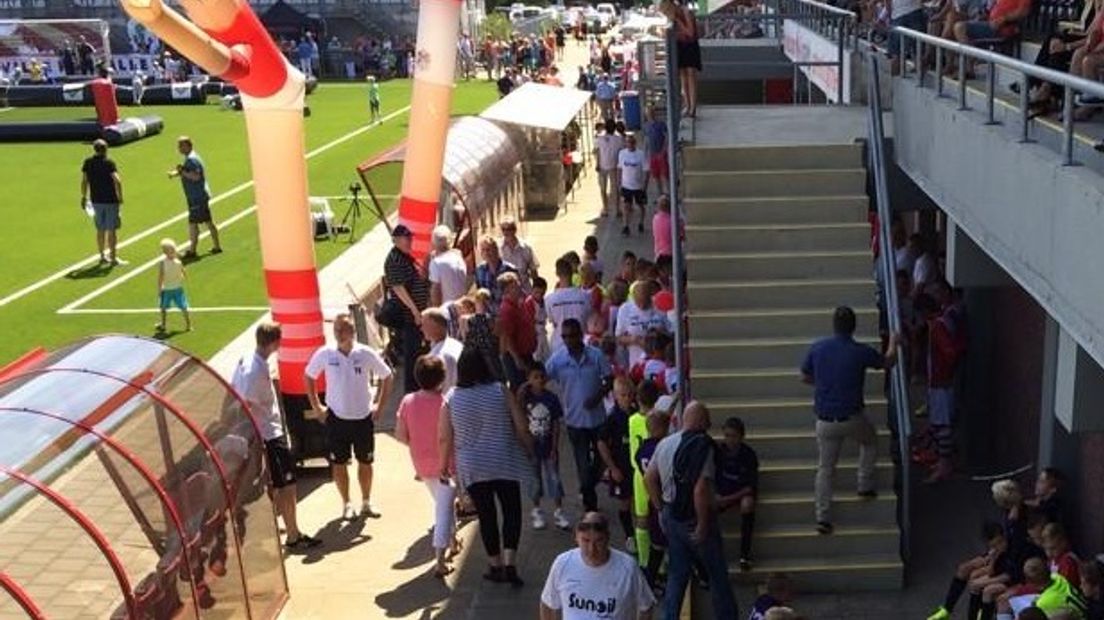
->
[545,257,592,351]
[540,511,656,620]
[232,322,322,550]
[616,280,670,365]
[305,313,394,521]
[428,224,469,307]
[499,216,540,292]
[617,134,648,238]
[594,119,623,217]
[421,308,463,392]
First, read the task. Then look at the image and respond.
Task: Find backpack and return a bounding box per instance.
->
[670,431,715,522]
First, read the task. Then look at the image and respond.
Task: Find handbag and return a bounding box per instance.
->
[374,294,406,330]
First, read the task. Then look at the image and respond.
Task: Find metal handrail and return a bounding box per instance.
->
[866,53,914,562]
[664,24,690,407]
[895,26,1104,165]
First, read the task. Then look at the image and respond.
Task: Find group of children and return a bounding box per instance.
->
[930,469,1104,620]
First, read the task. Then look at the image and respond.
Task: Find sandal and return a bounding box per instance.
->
[483,565,505,583]
[432,564,453,579]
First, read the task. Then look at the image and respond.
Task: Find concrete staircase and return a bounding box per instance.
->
[683,143,904,593]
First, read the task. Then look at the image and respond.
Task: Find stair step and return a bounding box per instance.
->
[721,491,898,529]
[707,398,889,429]
[685,195,869,226]
[686,222,871,254]
[715,428,892,460]
[693,367,883,400]
[683,143,864,172]
[687,307,879,340]
[690,336,881,369]
[684,169,867,199]
[688,278,875,310]
[724,554,904,592]
[686,251,873,281]
[758,458,895,493]
[722,524,900,562]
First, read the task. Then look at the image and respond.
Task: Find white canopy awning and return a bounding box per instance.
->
[479,82,593,131]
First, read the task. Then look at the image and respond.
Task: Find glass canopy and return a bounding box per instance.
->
[0,334,288,619]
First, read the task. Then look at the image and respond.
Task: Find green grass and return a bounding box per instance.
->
[0,80,497,366]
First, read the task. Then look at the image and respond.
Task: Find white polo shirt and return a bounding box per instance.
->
[231,351,283,441]
[305,343,392,420]
[429,336,464,393]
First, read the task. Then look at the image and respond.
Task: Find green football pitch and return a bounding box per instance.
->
[0,79,498,367]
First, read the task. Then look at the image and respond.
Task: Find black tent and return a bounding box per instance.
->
[261,0,324,39]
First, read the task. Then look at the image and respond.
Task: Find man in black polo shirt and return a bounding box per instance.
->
[384,224,429,393]
[801,306,899,535]
[80,139,124,265]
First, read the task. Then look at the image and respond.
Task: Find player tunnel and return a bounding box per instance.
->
[0,335,288,619]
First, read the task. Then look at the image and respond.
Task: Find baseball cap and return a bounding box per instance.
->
[392,224,413,238]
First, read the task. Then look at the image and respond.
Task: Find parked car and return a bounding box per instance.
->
[595,3,618,28]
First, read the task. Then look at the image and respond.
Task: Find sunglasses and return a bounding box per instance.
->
[576,521,609,533]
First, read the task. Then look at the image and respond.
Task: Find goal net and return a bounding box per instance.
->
[0,19,110,79]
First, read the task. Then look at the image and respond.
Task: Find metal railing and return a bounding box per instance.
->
[894,26,1104,166]
[664,24,690,407]
[698,0,856,103]
[866,53,914,561]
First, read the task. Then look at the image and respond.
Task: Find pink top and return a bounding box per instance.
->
[653,210,673,259]
[396,390,446,479]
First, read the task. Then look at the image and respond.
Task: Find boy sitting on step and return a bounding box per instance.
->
[716,416,760,572]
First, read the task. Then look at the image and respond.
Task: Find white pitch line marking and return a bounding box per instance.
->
[59,306,270,315]
[0,104,412,310]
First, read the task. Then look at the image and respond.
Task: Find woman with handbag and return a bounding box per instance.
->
[438,346,534,587]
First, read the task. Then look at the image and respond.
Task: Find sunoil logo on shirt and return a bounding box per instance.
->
[568,593,617,616]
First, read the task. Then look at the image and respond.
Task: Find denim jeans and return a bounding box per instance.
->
[566,426,602,512]
[660,506,738,619]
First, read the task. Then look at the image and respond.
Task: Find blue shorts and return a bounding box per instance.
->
[93,203,120,232]
[964,21,1001,41]
[889,9,928,57]
[159,287,188,310]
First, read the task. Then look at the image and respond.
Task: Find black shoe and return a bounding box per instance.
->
[857,489,878,500]
[483,565,505,583]
[621,225,630,237]
[504,565,524,588]
[816,521,834,535]
[638,222,644,233]
[210,247,223,255]
[739,558,753,572]
[285,534,322,550]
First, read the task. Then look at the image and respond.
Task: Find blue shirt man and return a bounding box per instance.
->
[595,76,617,102]
[800,306,897,532]
[545,318,612,512]
[171,136,221,256]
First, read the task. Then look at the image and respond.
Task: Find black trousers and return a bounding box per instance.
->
[467,479,522,557]
[567,426,603,512]
[1028,31,1080,98]
[400,320,423,394]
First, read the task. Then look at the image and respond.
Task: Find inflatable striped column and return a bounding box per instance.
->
[117,0,324,394]
[398,0,462,262]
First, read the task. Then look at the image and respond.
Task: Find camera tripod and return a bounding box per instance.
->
[337,182,367,243]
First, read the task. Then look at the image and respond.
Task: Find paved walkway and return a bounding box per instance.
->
[201,38,660,619]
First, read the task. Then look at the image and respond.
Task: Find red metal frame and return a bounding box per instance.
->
[42,367,255,616]
[0,571,45,619]
[0,406,204,616]
[0,465,138,618]
[0,347,46,383]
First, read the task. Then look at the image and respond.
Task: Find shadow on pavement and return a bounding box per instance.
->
[392,530,435,570]
[294,516,372,565]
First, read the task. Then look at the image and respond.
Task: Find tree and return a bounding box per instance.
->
[483,13,513,40]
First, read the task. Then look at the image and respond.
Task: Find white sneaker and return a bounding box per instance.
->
[626,536,637,554]
[531,507,547,530]
[361,502,381,519]
[342,503,357,520]
[553,508,571,530]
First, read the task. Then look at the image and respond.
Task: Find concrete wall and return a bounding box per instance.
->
[893,77,1104,382]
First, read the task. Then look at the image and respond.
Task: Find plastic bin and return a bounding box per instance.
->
[621,90,642,130]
